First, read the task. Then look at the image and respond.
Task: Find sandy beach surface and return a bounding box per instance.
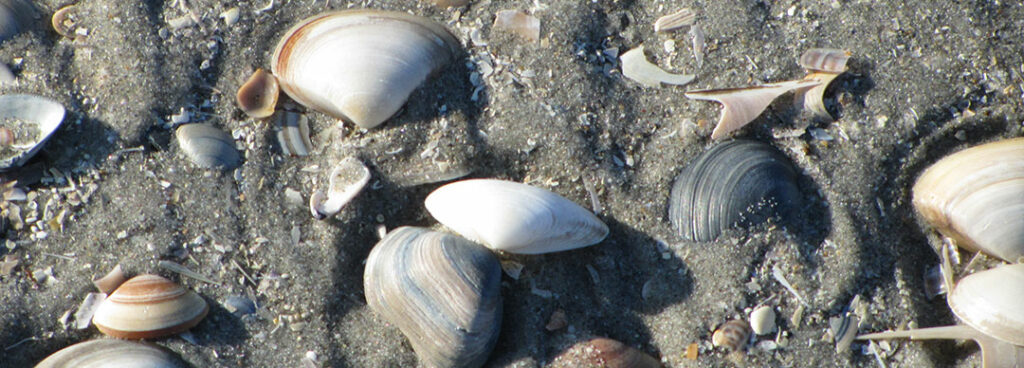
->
[1,0,1023,367]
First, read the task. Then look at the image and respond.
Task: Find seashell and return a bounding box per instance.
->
[653,8,695,32]
[92,264,126,294]
[0,0,36,42]
[668,140,802,242]
[749,305,776,335]
[492,10,540,42]
[236,69,279,119]
[364,226,502,368]
[689,23,705,68]
[794,48,851,120]
[51,4,81,40]
[91,274,209,339]
[34,339,187,368]
[175,123,241,170]
[620,46,694,87]
[273,110,313,156]
[685,79,821,140]
[0,62,14,84]
[430,0,470,8]
[712,319,751,352]
[0,94,66,171]
[911,137,1024,262]
[309,156,370,220]
[859,263,1024,367]
[425,179,609,254]
[798,48,851,74]
[271,10,460,130]
[0,126,13,145]
[548,337,662,368]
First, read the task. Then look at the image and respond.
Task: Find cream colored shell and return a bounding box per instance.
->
[950,263,1024,346]
[92,274,208,339]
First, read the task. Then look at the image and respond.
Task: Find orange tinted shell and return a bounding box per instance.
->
[92,274,208,339]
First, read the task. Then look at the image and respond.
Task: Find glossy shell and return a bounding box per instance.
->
[798,48,850,73]
[949,263,1024,346]
[91,274,209,339]
[34,339,186,368]
[271,10,459,129]
[425,179,609,254]
[0,95,66,171]
[712,319,751,351]
[236,69,279,119]
[669,140,801,242]
[175,123,241,170]
[548,337,662,368]
[912,137,1024,262]
[0,0,36,42]
[364,226,502,368]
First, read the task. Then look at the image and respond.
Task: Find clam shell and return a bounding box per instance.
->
[34,339,187,368]
[668,139,801,242]
[0,0,36,42]
[271,10,460,130]
[548,337,662,368]
[236,69,279,119]
[0,95,66,171]
[175,123,241,170]
[309,156,370,219]
[912,137,1024,262]
[364,226,502,368]
[425,179,609,254]
[949,263,1024,346]
[798,48,851,73]
[92,274,209,339]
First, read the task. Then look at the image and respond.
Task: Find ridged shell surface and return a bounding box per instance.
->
[92,274,209,339]
[912,137,1024,262]
[175,123,241,170]
[271,10,459,129]
[34,339,186,368]
[949,263,1024,346]
[364,226,502,368]
[669,139,801,242]
[425,179,609,254]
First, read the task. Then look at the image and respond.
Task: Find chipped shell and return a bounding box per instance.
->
[92,274,208,339]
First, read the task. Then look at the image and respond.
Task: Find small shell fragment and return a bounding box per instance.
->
[798,48,851,73]
[309,156,370,220]
[219,7,240,26]
[548,337,662,368]
[51,4,80,40]
[492,10,540,42]
[794,49,850,120]
[72,292,105,330]
[92,264,126,294]
[431,0,470,7]
[685,79,821,139]
[829,313,859,353]
[236,69,279,119]
[274,110,313,156]
[653,8,695,32]
[749,306,776,335]
[175,123,241,170]
[712,319,751,352]
[620,46,694,87]
[689,24,705,68]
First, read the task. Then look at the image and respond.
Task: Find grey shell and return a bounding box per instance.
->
[175,123,241,170]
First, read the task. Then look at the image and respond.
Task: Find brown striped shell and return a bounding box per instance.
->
[548,337,662,368]
[91,274,208,339]
[798,48,850,73]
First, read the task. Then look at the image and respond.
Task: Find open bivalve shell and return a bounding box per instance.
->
[35,339,187,368]
[271,10,460,130]
[91,274,208,339]
[364,226,502,368]
[669,140,802,242]
[425,179,609,254]
[0,94,66,171]
[912,137,1024,262]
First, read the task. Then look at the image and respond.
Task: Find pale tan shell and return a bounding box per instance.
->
[548,337,662,368]
[912,137,1024,262]
[34,339,186,368]
[712,319,751,352]
[92,274,208,339]
[949,263,1024,346]
[236,69,279,119]
[798,48,850,73]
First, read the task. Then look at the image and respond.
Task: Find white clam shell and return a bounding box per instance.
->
[425,179,609,254]
[34,339,186,368]
[949,263,1024,346]
[271,10,459,130]
[912,137,1024,262]
[309,156,370,219]
[0,94,66,171]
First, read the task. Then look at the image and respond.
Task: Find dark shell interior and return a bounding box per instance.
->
[669,139,802,242]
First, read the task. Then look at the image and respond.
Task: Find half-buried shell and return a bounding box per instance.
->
[91,274,209,339]
[34,339,187,368]
[0,94,66,171]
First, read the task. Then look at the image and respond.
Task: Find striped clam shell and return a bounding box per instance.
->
[798,48,850,73]
[91,274,208,339]
[34,339,187,368]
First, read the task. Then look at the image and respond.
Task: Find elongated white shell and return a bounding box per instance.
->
[949,263,1024,346]
[912,137,1024,262]
[425,179,609,254]
[271,10,459,130]
[364,226,502,368]
[34,339,186,368]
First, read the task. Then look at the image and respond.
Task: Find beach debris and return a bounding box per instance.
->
[653,8,696,32]
[668,140,801,242]
[51,4,85,41]
[309,156,370,220]
[92,264,126,294]
[492,10,540,42]
[32,267,58,287]
[685,79,820,139]
[157,260,217,284]
[0,95,67,171]
[922,264,947,300]
[236,68,279,119]
[425,179,609,254]
[431,0,470,8]
[222,295,256,315]
[620,46,695,87]
[749,305,776,335]
[0,63,13,84]
[364,227,502,368]
[0,254,18,276]
[794,48,851,119]
[685,342,699,360]
[175,123,241,170]
[713,319,751,352]
[500,260,524,280]
[271,10,460,129]
[92,274,209,339]
[545,309,567,331]
[219,7,240,26]
[829,313,859,353]
[274,110,313,156]
[34,339,188,368]
[72,292,105,330]
[690,23,705,68]
[772,265,809,306]
[548,337,662,368]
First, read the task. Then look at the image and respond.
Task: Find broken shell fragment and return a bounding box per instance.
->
[794,48,851,120]
[620,46,694,87]
[274,110,313,156]
[175,123,241,170]
[236,69,279,119]
[91,274,209,339]
[798,48,851,73]
[364,227,502,368]
[548,337,662,368]
[0,94,67,171]
[51,4,81,40]
[425,179,609,254]
[34,339,187,368]
[653,8,695,32]
[713,319,751,352]
[912,137,1024,262]
[0,0,36,42]
[92,264,127,294]
[492,10,540,42]
[668,140,802,242]
[272,10,460,129]
[430,0,470,7]
[686,79,820,140]
[309,156,370,220]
